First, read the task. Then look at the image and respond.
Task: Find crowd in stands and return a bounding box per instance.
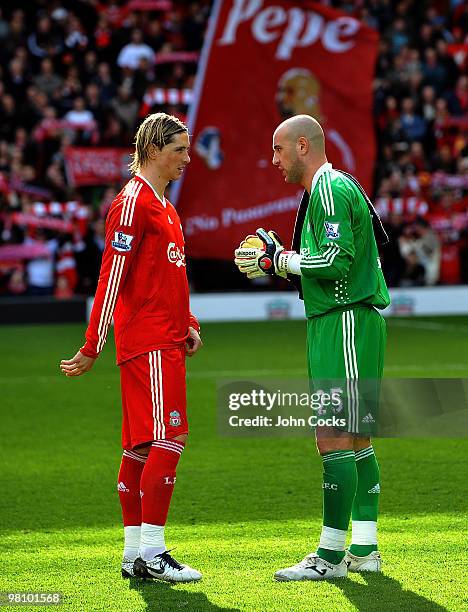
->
[0,0,209,296]
[357,0,468,286]
[0,0,466,297]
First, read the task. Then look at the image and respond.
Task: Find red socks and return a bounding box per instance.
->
[118,440,184,530]
[117,449,147,526]
[140,440,185,525]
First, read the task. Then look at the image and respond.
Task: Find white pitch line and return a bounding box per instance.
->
[384,364,468,372]
[188,368,307,378]
[389,320,468,333]
[187,365,468,378]
[1,362,467,385]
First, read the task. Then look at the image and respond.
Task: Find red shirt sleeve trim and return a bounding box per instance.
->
[189,313,200,334]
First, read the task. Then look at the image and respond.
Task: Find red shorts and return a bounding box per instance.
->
[120,347,188,450]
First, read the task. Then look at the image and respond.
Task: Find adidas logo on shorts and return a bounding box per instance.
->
[117,481,129,492]
[361,413,375,424]
[368,483,380,494]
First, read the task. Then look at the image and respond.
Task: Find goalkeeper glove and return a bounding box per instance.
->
[234,234,267,279]
[234,228,296,279]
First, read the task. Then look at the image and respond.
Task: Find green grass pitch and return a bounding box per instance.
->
[1,316,467,611]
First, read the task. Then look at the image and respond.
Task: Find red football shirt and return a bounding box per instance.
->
[81,174,199,365]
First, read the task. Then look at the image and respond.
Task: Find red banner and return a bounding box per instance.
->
[65,147,132,186]
[0,243,51,262]
[173,0,378,259]
[11,213,73,233]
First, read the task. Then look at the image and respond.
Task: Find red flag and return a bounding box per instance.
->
[173,0,378,260]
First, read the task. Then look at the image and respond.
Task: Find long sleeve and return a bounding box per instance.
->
[189,312,200,333]
[300,177,355,280]
[81,190,145,358]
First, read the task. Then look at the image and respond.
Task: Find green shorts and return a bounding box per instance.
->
[307,305,387,435]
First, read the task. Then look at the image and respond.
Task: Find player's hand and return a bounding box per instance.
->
[60,351,96,377]
[255,228,286,277]
[185,327,203,357]
[234,234,268,279]
[235,228,291,279]
[256,228,298,279]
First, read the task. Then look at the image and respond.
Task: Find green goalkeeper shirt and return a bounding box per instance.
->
[299,162,390,318]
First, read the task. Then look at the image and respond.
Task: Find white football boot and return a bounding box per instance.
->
[121,557,136,578]
[274,553,348,581]
[345,550,382,572]
[133,551,202,583]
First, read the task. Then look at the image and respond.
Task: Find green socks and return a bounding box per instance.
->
[349,446,380,557]
[316,447,381,563]
[317,450,357,565]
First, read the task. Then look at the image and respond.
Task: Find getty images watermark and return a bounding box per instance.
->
[228,388,346,429]
[217,378,468,438]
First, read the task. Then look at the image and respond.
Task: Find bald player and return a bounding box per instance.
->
[235,115,390,581]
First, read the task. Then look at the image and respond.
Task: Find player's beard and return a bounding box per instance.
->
[286,156,305,183]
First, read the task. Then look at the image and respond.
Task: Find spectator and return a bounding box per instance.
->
[21,86,48,131]
[4,11,26,59]
[409,141,428,172]
[117,29,155,70]
[33,58,63,99]
[63,97,96,146]
[94,15,112,56]
[436,39,460,90]
[100,113,126,146]
[382,215,405,287]
[433,144,457,173]
[400,97,427,142]
[412,218,441,285]
[27,15,63,59]
[81,50,99,84]
[422,47,447,95]
[0,95,18,140]
[93,62,116,103]
[60,66,83,106]
[7,268,26,295]
[110,85,139,134]
[75,217,105,293]
[421,85,437,121]
[387,17,409,55]
[64,14,88,52]
[146,20,166,53]
[404,48,422,78]
[45,160,69,199]
[417,22,437,54]
[0,8,9,42]
[83,87,102,131]
[398,225,426,286]
[64,97,95,128]
[7,57,28,101]
[446,75,468,116]
[25,229,57,295]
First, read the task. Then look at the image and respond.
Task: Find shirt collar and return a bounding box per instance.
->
[136,173,166,207]
[311,162,332,194]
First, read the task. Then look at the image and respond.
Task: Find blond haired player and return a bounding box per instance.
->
[61,113,202,583]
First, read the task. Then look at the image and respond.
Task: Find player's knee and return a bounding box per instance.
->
[317,439,340,455]
[316,438,351,455]
[315,426,353,455]
[353,436,371,451]
[171,433,188,444]
[133,444,151,456]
